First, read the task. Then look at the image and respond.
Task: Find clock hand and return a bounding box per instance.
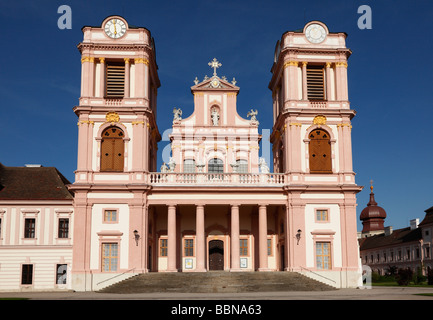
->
[113,19,117,35]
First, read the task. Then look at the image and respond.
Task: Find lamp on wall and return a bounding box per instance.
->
[133,230,140,246]
[296,229,302,245]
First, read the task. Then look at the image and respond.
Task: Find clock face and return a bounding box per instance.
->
[305,24,326,44]
[104,18,126,39]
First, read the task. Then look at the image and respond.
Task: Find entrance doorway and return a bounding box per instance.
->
[209,240,224,270]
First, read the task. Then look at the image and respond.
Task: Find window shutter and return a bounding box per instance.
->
[307,65,325,100]
[105,63,125,98]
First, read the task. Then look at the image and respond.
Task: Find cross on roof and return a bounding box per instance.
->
[208,58,222,76]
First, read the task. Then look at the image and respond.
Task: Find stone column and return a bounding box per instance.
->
[99,57,105,98]
[124,58,130,98]
[80,56,95,97]
[302,61,308,100]
[134,58,145,98]
[258,205,269,271]
[196,205,206,272]
[230,205,240,271]
[167,205,177,272]
[325,62,332,101]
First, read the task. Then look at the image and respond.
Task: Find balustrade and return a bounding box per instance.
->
[148,172,285,186]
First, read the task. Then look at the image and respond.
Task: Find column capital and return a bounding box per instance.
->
[335,61,348,68]
[284,60,299,68]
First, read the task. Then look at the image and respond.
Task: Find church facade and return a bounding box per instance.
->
[0,16,363,291]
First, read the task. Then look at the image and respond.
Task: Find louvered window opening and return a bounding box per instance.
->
[106,63,125,98]
[307,65,325,100]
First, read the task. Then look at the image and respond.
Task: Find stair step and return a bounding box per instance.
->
[99,272,336,293]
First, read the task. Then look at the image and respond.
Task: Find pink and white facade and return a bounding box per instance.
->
[0,17,363,291]
[68,17,362,290]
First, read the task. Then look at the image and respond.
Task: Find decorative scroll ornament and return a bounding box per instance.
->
[313,115,327,127]
[106,112,120,123]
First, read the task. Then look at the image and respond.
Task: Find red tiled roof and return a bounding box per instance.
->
[0,163,73,200]
[359,227,422,251]
[419,206,433,227]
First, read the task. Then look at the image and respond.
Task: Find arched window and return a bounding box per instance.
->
[208,158,223,173]
[236,159,248,173]
[183,159,196,173]
[100,126,125,172]
[309,129,332,173]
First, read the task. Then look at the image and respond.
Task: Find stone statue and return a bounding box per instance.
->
[259,158,270,173]
[168,157,176,172]
[247,109,259,125]
[160,162,168,173]
[173,107,182,123]
[211,108,219,126]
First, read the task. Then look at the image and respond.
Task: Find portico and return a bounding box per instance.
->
[147,190,287,273]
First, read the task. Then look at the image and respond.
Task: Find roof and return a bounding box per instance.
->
[419,206,433,226]
[359,226,422,251]
[0,163,73,201]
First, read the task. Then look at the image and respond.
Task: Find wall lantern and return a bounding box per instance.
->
[296,229,302,245]
[133,230,140,246]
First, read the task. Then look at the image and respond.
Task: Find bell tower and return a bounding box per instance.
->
[269,21,362,283]
[70,16,160,290]
[74,15,160,184]
[269,21,355,185]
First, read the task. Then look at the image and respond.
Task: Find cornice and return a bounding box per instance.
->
[77,42,154,54]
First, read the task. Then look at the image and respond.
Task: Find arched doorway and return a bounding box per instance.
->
[308,128,332,173]
[209,240,224,270]
[100,126,125,172]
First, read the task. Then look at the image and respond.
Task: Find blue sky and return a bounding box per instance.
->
[0,0,432,232]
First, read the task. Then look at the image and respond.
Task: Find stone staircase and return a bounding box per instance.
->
[99,271,336,293]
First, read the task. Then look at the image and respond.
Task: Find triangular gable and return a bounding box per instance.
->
[191,75,239,92]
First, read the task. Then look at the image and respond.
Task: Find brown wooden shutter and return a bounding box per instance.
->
[100,127,124,172]
[309,129,332,173]
[105,63,125,98]
[307,65,325,100]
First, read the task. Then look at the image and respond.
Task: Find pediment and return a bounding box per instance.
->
[191,75,239,92]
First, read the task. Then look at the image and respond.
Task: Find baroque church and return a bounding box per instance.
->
[0,16,363,291]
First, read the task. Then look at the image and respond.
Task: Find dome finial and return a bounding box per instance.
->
[370,179,374,193]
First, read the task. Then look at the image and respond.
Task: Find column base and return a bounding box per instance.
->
[258,268,273,272]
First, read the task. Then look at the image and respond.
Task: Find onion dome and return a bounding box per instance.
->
[360,184,387,233]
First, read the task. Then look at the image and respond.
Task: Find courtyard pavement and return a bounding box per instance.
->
[1,286,433,300]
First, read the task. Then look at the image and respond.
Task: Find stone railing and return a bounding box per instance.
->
[309,101,328,109]
[149,172,286,186]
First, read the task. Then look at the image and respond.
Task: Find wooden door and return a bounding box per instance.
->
[209,240,224,270]
[100,127,125,172]
[309,129,332,173]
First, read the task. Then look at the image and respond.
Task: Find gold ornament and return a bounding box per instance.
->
[106,112,120,123]
[313,115,327,126]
